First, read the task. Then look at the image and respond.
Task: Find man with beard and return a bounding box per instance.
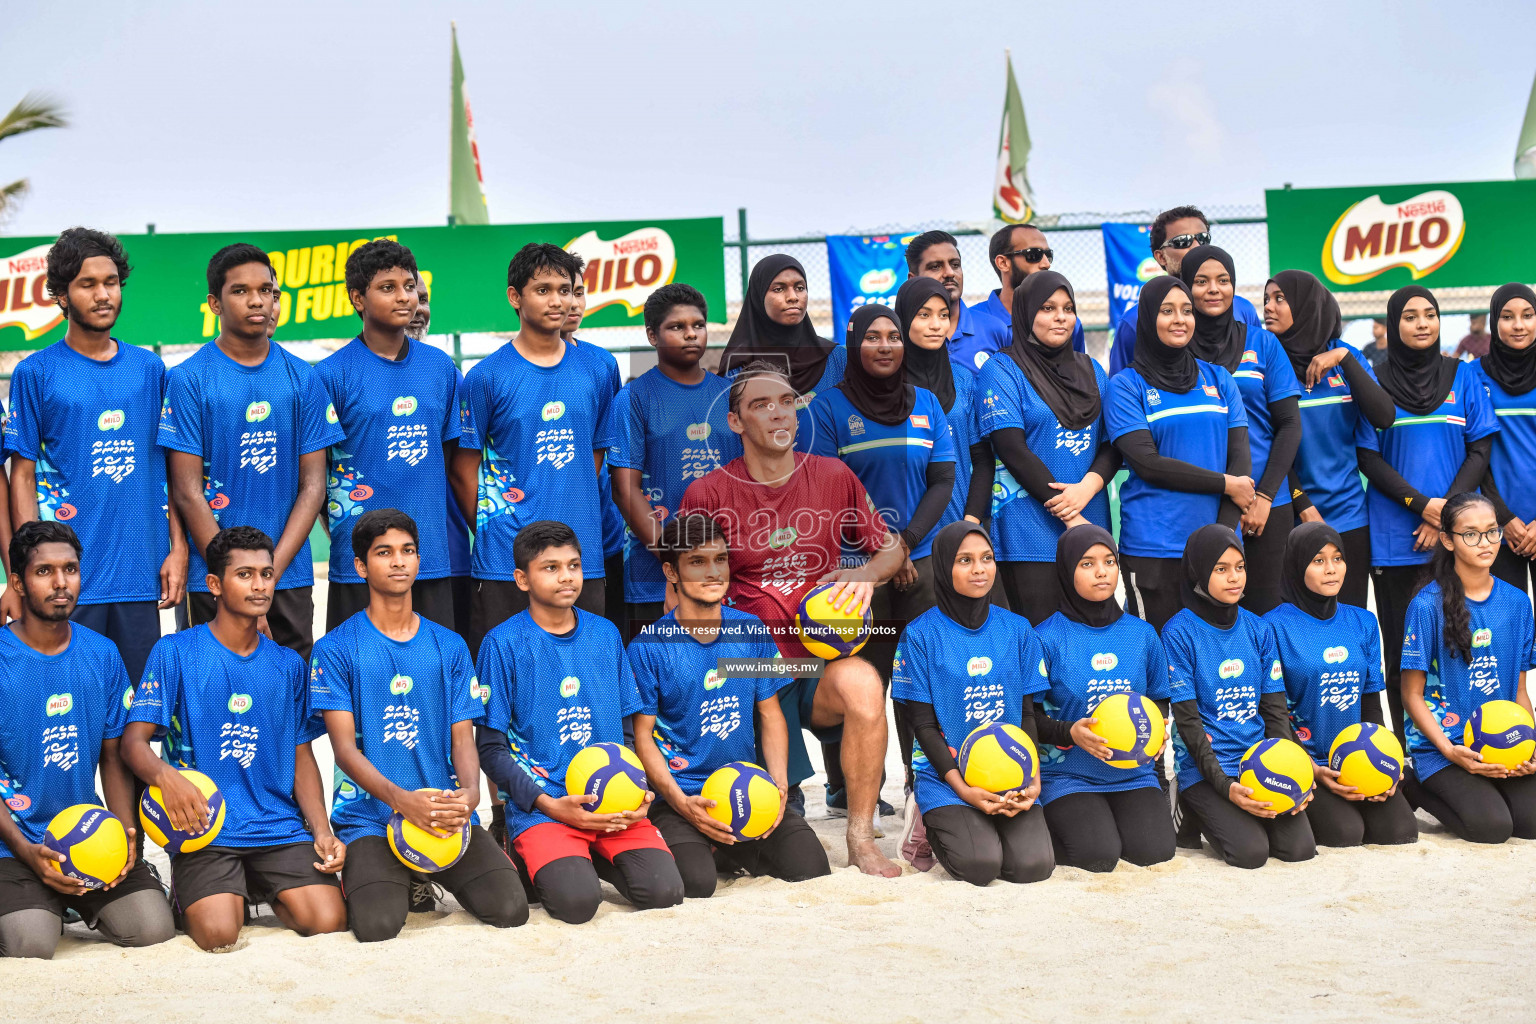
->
[5,228,187,685]
[905,230,1010,373]
[981,223,1085,355]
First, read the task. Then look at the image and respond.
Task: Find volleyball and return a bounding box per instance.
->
[1088,692,1165,768]
[794,582,872,659]
[1464,700,1536,769]
[702,761,781,841]
[386,791,471,872]
[43,804,128,890]
[1327,722,1404,797]
[1238,738,1316,813]
[959,722,1039,794]
[139,769,226,854]
[564,742,649,814]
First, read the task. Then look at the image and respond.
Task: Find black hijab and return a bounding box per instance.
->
[1055,524,1123,628]
[1281,521,1344,621]
[1377,285,1458,416]
[717,254,834,394]
[1132,277,1200,393]
[933,520,993,631]
[836,304,913,426]
[1481,283,1536,396]
[896,277,956,412]
[1003,271,1101,430]
[1177,244,1244,371]
[1180,524,1244,629]
[1270,269,1343,382]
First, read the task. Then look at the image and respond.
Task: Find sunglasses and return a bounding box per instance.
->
[1004,247,1053,264]
[1160,232,1211,251]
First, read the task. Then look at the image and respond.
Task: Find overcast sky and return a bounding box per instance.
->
[3,0,1533,241]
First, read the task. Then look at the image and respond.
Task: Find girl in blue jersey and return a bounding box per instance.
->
[1178,246,1301,615]
[1356,286,1497,736]
[1166,525,1316,868]
[1034,525,1175,871]
[1400,492,1536,843]
[974,272,1119,625]
[891,521,1054,886]
[1265,522,1417,847]
[1106,277,1255,630]
[1471,284,1536,596]
[1262,270,1396,609]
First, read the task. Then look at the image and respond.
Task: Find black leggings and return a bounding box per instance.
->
[651,802,830,899]
[510,848,685,925]
[922,802,1054,886]
[998,560,1058,626]
[1178,780,1317,868]
[1492,544,1534,598]
[1041,787,1175,872]
[1403,765,1536,844]
[1237,507,1292,616]
[1371,563,1423,739]
[1121,555,1183,632]
[1336,526,1372,609]
[1304,784,1418,847]
[343,830,527,943]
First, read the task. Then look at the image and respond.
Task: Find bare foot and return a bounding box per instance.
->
[847,833,901,877]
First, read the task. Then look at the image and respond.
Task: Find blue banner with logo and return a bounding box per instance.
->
[826,233,912,339]
[1102,222,1162,330]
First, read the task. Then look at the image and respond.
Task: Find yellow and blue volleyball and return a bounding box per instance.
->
[139,769,226,855]
[1238,738,1315,813]
[43,804,128,890]
[1327,722,1404,797]
[794,583,871,659]
[386,790,471,873]
[1464,699,1536,769]
[702,761,781,841]
[1088,692,1166,769]
[959,722,1039,794]
[564,742,649,815]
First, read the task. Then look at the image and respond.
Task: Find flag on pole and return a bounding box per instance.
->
[1516,70,1536,179]
[449,22,489,225]
[992,50,1035,224]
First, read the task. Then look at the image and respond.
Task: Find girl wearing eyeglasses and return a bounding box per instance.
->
[1356,287,1497,738]
[1470,284,1536,596]
[1399,492,1536,843]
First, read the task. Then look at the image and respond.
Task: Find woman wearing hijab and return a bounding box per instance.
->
[1176,245,1301,615]
[717,254,845,452]
[970,271,1120,624]
[1262,270,1396,608]
[890,522,1054,885]
[1105,277,1255,631]
[1355,285,1497,736]
[1031,525,1175,871]
[1264,523,1417,847]
[1471,284,1536,595]
[1164,524,1315,868]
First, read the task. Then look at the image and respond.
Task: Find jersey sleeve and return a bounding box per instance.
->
[441,363,466,446]
[3,359,43,461]
[1360,613,1386,696]
[1399,592,1438,673]
[306,637,353,714]
[1103,374,1148,442]
[297,362,345,455]
[1021,626,1050,697]
[447,637,486,725]
[458,369,488,453]
[1353,400,1382,452]
[1259,622,1286,695]
[1261,332,1301,402]
[1218,368,1250,429]
[753,627,783,703]
[926,393,957,464]
[156,365,205,456]
[806,396,838,459]
[888,628,927,705]
[1164,625,1196,704]
[629,636,661,716]
[477,632,514,734]
[291,651,326,745]
[1142,627,1171,702]
[1461,366,1499,442]
[128,642,177,735]
[617,647,643,719]
[102,650,134,740]
[977,360,1025,436]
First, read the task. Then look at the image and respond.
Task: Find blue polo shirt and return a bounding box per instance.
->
[1109,294,1261,377]
[1471,361,1536,528]
[1293,340,1370,532]
[981,288,1086,355]
[946,301,1012,375]
[1230,326,1301,509]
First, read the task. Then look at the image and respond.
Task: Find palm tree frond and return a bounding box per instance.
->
[0,92,67,143]
[0,178,29,220]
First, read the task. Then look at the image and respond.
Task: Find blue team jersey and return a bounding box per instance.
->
[628,607,781,795]
[315,338,464,583]
[1293,340,1370,531]
[946,301,1012,375]
[600,369,743,603]
[130,626,323,848]
[1354,360,1498,567]
[1164,607,1285,791]
[478,609,641,837]
[890,606,1047,813]
[979,289,1086,354]
[0,626,132,860]
[157,342,343,592]
[1471,362,1536,529]
[1401,579,1536,781]
[1230,326,1301,509]
[1109,294,1262,377]
[807,387,958,560]
[308,612,486,844]
[1265,602,1384,763]
[938,366,1001,547]
[1034,612,1169,804]
[1105,363,1248,558]
[977,353,1112,561]
[4,340,170,604]
[459,341,616,580]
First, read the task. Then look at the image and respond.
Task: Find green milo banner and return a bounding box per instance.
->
[1266,179,1536,292]
[0,216,725,351]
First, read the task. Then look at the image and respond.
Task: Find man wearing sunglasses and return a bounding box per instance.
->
[1107,205,1264,375]
[983,224,1086,356]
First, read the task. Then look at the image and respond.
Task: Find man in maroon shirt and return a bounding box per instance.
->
[680,361,904,876]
